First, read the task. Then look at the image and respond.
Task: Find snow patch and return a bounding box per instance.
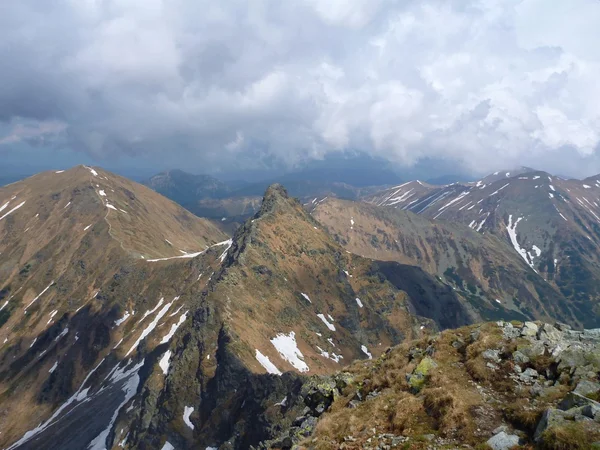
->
[270,332,309,372]
[0,201,26,222]
[24,281,54,313]
[114,311,131,326]
[255,349,282,375]
[317,314,336,331]
[301,293,312,303]
[159,351,171,375]
[126,301,173,356]
[160,311,188,344]
[361,345,373,359]
[183,406,195,430]
[49,361,58,374]
[355,297,363,308]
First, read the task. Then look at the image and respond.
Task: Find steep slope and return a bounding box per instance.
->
[365,170,600,327]
[0,165,231,449]
[312,198,573,326]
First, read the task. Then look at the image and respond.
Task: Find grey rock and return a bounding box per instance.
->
[537,323,563,344]
[521,321,539,337]
[487,431,520,450]
[555,322,572,331]
[557,345,589,373]
[582,329,600,342]
[559,392,600,411]
[530,382,544,397]
[482,349,501,363]
[582,404,600,420]
[512,350,530,364]
[502,323,521,340]
[519,368,539,384]
[574,380,600,397]
[534,409,567,442]
[520,341,546,359]
[492,425,508,434]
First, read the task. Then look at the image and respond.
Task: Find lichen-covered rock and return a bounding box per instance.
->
[406,356,438,393]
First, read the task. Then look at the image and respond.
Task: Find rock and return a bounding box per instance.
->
[582,404,600,421]
[519,368,539,384]
[487,431,520,450]
[530,382,544,397]
[451,338,465,350]
[521,321,539,337]
[502,323,521,340]
[492,425,508,434]
[470,328,481,342]
[574,380,600,397]
[534,409,568,441]
[406,357,438,393]
[557,345,589,373]
[482,349,501,363]
[512,350,530,364]
[519,341,546,359]
[558,392,600,411]
[537,323,563,344]
[302,378,338,413]
[582,329,600,342]
[555,322,572,331]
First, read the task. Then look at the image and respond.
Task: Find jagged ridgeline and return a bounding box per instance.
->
[0,166,599,449]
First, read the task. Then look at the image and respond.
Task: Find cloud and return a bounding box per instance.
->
[0,0,599,175]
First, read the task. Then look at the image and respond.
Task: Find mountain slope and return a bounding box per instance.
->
[312,198,575,326]
[365,170,600,327]
[0,165,231,448]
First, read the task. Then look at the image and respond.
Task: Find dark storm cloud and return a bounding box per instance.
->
[1,0,600,175]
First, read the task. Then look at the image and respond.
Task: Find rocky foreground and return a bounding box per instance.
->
[251,320,600,449]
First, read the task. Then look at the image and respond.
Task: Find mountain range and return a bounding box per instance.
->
[0,164,598,449]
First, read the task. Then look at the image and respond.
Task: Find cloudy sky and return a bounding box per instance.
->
[1,0,600,177]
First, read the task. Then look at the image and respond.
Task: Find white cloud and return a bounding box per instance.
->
[0,0,599,175]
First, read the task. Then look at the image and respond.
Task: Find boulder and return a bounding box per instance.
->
[537,323,563,344]
[487,431,520,450]
[519,368,539,384]
[558,392,600,411]
[482,349,501,363]
[574,380,600,397]
[519,341,546,359]
[512,350,530,364]
[534,409,567,441]
[406,357,438,393]
[521,321,539,337]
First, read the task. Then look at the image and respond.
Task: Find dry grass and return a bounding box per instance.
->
[539,422,600,449]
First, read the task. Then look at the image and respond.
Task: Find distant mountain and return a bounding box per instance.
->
[143,169,232,202]
[365,168,600,327]
[312,197,575,325]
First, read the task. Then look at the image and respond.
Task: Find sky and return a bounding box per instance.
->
[1,0,600,178]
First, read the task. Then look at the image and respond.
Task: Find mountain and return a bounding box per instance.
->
[312,197,574,326]
[365,169,600,327]
[0,170,480,449]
